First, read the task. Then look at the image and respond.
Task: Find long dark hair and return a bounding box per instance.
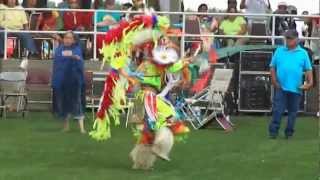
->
[227,6,238,13]
[198,3,208,12]
[93,0,103,9]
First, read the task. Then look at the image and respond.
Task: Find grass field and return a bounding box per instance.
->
[0,112,318,180]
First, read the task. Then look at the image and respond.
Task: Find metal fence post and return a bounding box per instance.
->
[181,13,185,58]
[93,10,97,61]
[4,29,7,60]
[271,15,276,46]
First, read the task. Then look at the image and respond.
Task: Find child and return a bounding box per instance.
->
[52,31,86,134]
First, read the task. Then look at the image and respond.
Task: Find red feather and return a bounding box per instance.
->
[142,15,153,28]
[209,47,218,64]
[103,15,156,46]
[96,72,119,119]
[190,69,213,93]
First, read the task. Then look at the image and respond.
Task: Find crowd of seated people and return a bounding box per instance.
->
[185,0,319,53]
[0,0,319,60]
[0,0,38,58]
[0,0,147,59]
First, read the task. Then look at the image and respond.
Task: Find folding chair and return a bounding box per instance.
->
[248,20,268,44]
[84,71,96,120]
[0,72,28,118]
[181,68,234,131]
[86,71,110,120]
[26,68,52,111]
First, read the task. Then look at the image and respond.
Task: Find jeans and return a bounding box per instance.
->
[269,88,301,137]
[0,27,38,55]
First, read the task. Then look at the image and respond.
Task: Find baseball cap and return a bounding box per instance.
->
[284,29,299,39]
[278,1,287,7]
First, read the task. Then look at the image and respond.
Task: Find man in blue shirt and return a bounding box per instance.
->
[269,29,313,139]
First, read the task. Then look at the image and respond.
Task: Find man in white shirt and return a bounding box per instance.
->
[240,0,271,14]
[159,0,170,12]
[240,0,271,34]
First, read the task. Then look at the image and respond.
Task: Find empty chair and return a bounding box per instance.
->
[181,68,234,131]
[0,72,28,117]
[26,68,52,111]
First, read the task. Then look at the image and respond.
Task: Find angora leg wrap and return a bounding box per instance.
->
[152,127,174,161]
[130,144,157,170]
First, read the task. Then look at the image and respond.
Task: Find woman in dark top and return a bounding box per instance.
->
[52,31,86,133]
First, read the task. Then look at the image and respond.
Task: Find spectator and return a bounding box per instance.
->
[38,11,59,31]
[122,2,133,10]
[24,0,38,17]
[95,0,121,58]
[36,0,47,7]
[132,0,144,11]
[197,4,219,49]
[93,0,104,9]
[287,5,297,30]
[57,0,68,17]
[22,0,47,8]
[62,0,93,59]
[0,0,38,57]
[52,31,86,134]
[63,0,92,31]
[58,0,68,9]
[310,15,320,60]
[56,0,69,30]
[240,0,271,34]
[23,0,37,8]
[24,0,41,30]
[81,0,92,9]
[121,2,133,20]
[240,0,271,14]
[197,4,218,33]
[270,2,293,45]
[147,0,160,11]
[96,0,121,32]
[295,12,309,45]
[219,7,248,47]
[224,0,239,22]
[31,1,57,31]
[299,11,312,47]
[302,11,313,40]
[269,29,313,139]
[227,0,237,11]
[128,0,145,19]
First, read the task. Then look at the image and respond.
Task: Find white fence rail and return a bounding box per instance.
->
[0,7,319,60]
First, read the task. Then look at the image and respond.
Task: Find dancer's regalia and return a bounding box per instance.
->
[89,12,190,170]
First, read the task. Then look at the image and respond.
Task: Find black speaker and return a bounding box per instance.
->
[239,74,272,111]
[240,51,273,72]
[238,51,273,112]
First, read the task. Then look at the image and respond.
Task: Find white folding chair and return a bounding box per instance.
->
[181,68,234,131]
[0,72,28,117]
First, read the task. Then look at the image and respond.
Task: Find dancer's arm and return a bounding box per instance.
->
[119,68,139,86]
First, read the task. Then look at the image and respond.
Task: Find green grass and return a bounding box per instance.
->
[0,112,318,180]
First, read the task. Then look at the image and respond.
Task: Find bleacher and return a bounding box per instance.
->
[0,1,319,115]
